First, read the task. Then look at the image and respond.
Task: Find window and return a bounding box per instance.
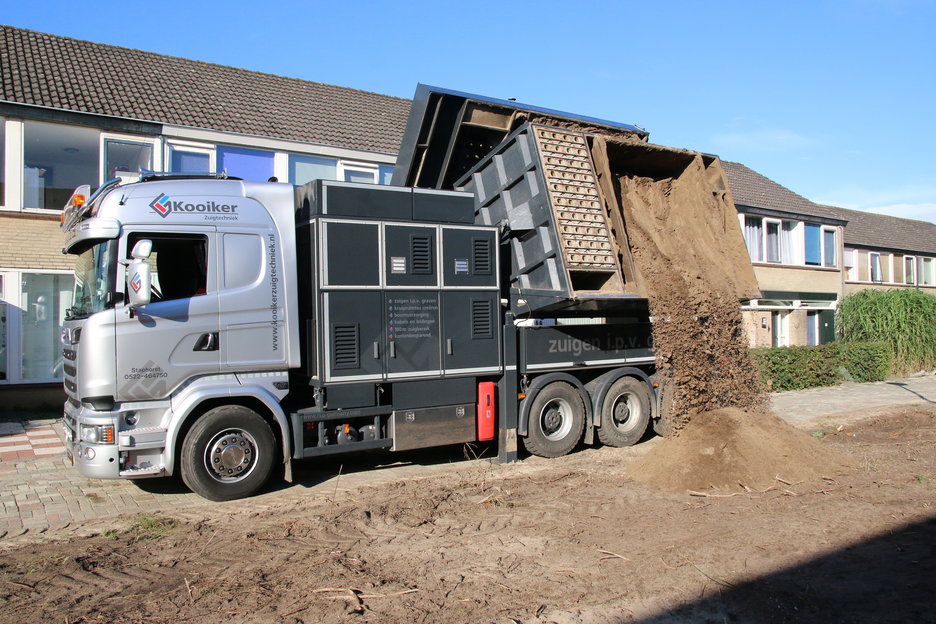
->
[342,166,377,184]
[743,215,764,262]
[904,256,916,285]
[869,253,881,282]
[802,223,837,268]
[1,270,75,383]
[869,252,892,283]
[217,145,274,181]
[290,154,337,185]
[766,220,780,263]
[127,233,208,301]
[168,143,214,174]
[379,164,395,185]
[822,228,836,267]
[742,215,803,264]
[844,248,858,281]
[921,258,935,286]
[804,223,821,265]
[23,121,99,210]
[103,137,153,183]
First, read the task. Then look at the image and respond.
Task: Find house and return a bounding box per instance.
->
[0,25,410,407]
[721,161,848,348]
[723,161,936,349]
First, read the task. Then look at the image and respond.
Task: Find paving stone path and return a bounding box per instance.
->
[1,375,933,540]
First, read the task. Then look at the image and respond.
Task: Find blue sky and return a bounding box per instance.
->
[4,0,934,222]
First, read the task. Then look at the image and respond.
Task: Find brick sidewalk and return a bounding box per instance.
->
[0,420,66,462]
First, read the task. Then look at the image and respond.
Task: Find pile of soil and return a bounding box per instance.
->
[629,408,851,492]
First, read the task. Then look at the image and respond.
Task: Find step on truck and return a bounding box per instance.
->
[59,86,743,501]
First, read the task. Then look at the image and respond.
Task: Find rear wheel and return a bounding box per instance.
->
[180,405,276,501]
[597,377,650,447]
[523,382,585,458]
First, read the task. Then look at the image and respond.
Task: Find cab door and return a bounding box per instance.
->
[115,227,220,401]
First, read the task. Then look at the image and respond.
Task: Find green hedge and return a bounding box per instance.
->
[750,341,892,392]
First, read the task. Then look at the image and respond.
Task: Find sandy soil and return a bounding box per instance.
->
[1,404,932,623]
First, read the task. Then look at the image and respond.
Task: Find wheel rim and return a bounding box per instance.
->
[203,428,259,483]
[610,393,642,433]
[539,398,574,441]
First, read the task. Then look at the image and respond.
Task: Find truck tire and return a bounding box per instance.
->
[523,382,585,458]
[180,405,276,501]
[597,376,650,447]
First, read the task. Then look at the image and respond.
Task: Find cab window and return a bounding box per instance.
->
[127,233,208,302]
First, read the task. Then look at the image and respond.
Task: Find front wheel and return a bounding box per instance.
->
[180,405,276,501]
[523,382,585,458]
[597,377,650,447]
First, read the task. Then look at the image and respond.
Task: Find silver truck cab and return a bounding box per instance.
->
[61,176,300,498]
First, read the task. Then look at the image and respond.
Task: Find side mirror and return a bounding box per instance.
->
[127,239,153,308]
[127,261,152,308]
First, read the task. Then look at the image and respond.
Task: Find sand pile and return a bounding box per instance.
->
[629,408,850,492]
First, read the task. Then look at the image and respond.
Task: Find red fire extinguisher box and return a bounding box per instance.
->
[477,381,496,441]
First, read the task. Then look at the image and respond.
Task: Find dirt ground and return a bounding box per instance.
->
[1,404,933,624]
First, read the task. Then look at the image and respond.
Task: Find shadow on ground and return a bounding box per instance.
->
[638,515,936,623]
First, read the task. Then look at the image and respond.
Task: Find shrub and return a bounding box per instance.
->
[751,341,892,392]
[838,289,936,375]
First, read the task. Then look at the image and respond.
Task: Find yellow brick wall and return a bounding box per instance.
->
[0,214,74,270]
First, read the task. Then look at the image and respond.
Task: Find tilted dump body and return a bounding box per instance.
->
[393,85,759,315]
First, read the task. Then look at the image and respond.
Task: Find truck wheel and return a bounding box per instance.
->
[597,377,650,447]
[180,405,276,501]
[523,382,585,458]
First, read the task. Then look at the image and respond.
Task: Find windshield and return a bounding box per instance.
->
[69,240,118,320]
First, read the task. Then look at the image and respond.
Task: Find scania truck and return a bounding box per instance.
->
[60,172,655,501]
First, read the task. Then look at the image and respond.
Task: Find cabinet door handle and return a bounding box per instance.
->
[389,340,396,358]
[373,342,380,359]
[446,338,453,355]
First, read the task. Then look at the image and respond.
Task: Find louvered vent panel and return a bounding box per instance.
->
[473,237,492,275]
[332,325,360,369]
[411,235,432,274]
[471,299,494,339]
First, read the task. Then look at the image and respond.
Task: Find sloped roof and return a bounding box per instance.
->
[721,160,844,222]
[0,25,410,154]
[722,160,936,256]
[819,204,936,255]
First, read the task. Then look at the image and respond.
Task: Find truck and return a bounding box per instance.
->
[59,86,751,501]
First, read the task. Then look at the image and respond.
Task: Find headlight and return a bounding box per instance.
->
[79,424,115,444]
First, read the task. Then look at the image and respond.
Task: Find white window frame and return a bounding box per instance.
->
[904,256,917,285]
[764,218,782,263]
[100,133,159,184]
[0,268,74,384]
[165,140,216,174]
[921,257,935,286]
[821,226,837,268]
[869,252,882,283]
[338,161,379,184]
